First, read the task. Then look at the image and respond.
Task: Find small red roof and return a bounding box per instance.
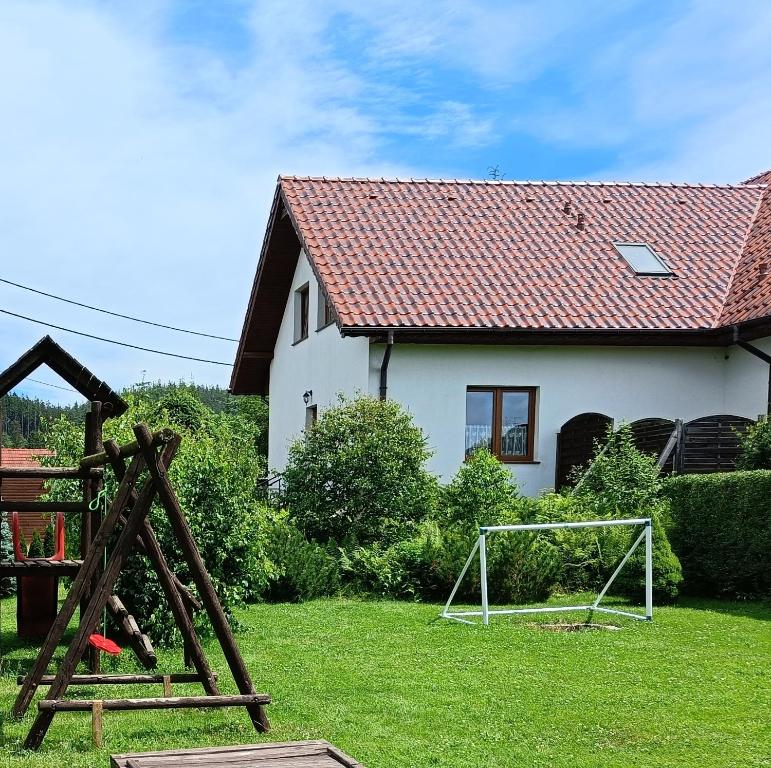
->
[0,448,53,468]
[231,172,771,394]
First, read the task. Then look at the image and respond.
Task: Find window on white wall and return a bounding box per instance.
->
[317,284,335,329]
[294,283,309,343]
[465,387,536,462]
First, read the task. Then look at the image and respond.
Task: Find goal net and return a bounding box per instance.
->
[441,518,653,625]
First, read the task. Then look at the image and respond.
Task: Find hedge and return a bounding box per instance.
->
[664,471,771,598]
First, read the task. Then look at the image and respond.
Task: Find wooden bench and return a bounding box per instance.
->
[110,740,363,767]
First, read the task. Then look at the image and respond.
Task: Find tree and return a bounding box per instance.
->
[282,395,437,545]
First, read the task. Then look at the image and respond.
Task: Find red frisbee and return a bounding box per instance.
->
[88,633,122,655]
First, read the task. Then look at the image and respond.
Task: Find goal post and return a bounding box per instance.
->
[441,517,653,625]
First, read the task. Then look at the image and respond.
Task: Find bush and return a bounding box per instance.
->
[42,392,272,645]
[43,522,55,558]
[736,418,771,470]
[263,514,341,602]
[283,395,437,546]
[664,471,771,598]
[27,530,44,558]
[441,448,518,527]
[0,513,14,596]
[572,422,661,514]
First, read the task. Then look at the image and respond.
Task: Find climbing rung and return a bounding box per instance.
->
[38,693,271,711]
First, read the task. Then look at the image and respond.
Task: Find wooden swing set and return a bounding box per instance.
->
[0,337,270,750]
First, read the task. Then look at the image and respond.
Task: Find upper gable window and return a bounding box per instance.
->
[317,284,335,330]
[294,283,309,343]
[613,243,672,275]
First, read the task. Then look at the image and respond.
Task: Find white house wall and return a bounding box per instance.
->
[268,250,369,471]
[370,343,769,497]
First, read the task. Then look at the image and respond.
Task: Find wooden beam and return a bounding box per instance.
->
[38,694,270,712]
[91,700,103,748]
[18,673,218,686]
[0,560,82,577]
[0,467,103,479]
[0,501,86,513]
[80,429,174,469]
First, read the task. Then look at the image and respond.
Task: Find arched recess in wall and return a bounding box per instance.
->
[680,415,754,474]
[629,418,677,474]
[555,412,613,491]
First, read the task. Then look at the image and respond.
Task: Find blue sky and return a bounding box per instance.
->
[1,0,770,404]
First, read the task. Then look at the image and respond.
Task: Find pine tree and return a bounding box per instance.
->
[43,522,55,558]
[27,530,44,558]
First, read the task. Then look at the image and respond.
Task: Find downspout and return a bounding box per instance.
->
[733,326,771,415]
[379,330,394,401]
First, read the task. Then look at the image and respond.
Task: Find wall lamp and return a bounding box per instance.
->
[302,390,313,405]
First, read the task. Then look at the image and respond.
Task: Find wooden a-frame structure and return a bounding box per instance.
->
[0,339,269,748]
[14,423,270,749]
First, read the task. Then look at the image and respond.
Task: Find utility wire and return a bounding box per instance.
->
[0,308,233,366]
[26,378,79,394]
[0,277,238,342]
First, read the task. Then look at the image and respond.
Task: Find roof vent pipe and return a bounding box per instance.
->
[379,331,395,401]
[577,212,586,230]
[563,201,572,214]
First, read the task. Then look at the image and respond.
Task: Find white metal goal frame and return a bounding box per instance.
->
[441,518,653,625]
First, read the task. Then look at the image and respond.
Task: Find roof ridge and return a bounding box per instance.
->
[279,174,766,189]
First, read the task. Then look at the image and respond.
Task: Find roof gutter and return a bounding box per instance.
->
[378,330,394,401]
[733,326,771,415]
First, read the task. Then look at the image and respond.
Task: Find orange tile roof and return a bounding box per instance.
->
[280,176,769,332]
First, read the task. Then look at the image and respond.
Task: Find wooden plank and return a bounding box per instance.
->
[136,423,269,733]
[0,501,86,512]
[111,741,362,768]
[0,466,102,479]
[39,694,270,711]
[0,559,82,577]
[18,673,218,686]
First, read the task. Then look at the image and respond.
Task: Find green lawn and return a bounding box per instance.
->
[0,596,769,767]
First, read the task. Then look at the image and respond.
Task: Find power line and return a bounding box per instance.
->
[0,276,238,342]
[26,378,79,394]
[0,308,233,366]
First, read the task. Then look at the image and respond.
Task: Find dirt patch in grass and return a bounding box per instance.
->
[529,622,621,632]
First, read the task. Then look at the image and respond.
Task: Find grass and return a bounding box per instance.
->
[1,594,769,767]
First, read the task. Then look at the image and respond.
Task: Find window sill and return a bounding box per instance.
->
[291,335,309,347]
[315,322,335,333]
[501,459,540,465]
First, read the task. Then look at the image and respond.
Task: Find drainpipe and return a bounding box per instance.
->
[379,331,394,401]
[733,326,771,415]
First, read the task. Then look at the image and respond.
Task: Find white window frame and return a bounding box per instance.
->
[613,242,672,276]
[441,518,653,625]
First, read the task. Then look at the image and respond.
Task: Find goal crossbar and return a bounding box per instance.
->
[441,518,653,625]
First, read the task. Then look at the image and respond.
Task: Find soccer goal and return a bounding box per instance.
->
[441,518,653,625]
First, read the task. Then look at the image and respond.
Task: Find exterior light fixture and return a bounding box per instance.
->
[303,390,312,405]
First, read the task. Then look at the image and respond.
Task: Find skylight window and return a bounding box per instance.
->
[613,243,671,275]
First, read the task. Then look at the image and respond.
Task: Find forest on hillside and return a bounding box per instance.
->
[1,382,261,448]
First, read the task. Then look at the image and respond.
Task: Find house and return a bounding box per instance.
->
[0,447,54,541]
[230,170,771,495]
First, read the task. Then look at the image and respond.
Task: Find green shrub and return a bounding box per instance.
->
[150,389,210,433]
[736,418,771,470]
[441,448,518,527]
[572,422,661,514]
[263,514,341,602]
[43,521,55,558]
[27,530,44,558]
[664,471,771,598]
[0,513,14,596]
[282,395,437,546]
